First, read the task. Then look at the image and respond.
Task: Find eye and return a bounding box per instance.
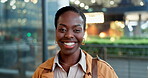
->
[58,28,67,33]
[73,29,81,33]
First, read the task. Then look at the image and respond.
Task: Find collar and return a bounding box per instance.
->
[78,50,86,72]
[52,50,86,72]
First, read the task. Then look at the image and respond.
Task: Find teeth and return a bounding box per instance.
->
[64,42,75,46]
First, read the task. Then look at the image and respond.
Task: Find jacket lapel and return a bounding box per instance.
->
[41,72,54,78]
[39,57,55,78]
[83,50,93,78]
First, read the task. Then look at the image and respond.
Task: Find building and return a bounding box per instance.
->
[0,0,148,78]
[70,0,148,39]
[0,0,69,78]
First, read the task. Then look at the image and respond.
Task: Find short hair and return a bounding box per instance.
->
[54,6,86,30]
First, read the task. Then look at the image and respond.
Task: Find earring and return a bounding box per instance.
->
[81,38,85,45]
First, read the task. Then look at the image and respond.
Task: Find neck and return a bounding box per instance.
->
[59,49,81,66]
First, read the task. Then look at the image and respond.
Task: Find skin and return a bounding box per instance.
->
[56,11,85,72]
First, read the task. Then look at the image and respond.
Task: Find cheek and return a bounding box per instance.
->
[56,31,64,41]
[77,34,84,42]
[80,36,84,42]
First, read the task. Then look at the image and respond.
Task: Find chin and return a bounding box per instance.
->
[59,47,80,55]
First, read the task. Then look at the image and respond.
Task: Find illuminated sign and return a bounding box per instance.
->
[84,12,104,23]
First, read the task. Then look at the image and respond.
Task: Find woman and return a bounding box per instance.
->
[32,6,118,78]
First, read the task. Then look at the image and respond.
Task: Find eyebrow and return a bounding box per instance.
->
[59,24,82,27]
[74,24,81,27]
[59,24,66,27]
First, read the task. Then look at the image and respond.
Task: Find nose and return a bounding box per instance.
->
[64,30,74,38]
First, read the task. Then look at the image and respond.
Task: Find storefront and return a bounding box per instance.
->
[0,0,69,78]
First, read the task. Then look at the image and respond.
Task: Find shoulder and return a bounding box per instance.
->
[97,59,114,70]
[82,49,118,77]
[39,57,55,69]
[82,49,114,70]
[97,59,118,78]
[32,57,55,78]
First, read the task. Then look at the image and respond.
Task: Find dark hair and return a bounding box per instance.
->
[54,6,86,30]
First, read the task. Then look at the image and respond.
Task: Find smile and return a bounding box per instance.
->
[64,42,75,46]
[62,42,76,49]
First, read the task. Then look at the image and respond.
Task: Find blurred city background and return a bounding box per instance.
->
[0,0,148,78]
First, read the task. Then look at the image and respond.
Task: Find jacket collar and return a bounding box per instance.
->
[39,57,55,70]
[82,50,93,76]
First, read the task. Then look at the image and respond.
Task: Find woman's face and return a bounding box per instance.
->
[56,11,85,55]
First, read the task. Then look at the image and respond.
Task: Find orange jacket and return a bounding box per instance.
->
[32,51,118,78]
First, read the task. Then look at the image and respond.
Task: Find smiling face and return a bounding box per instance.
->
[56,11,85,55]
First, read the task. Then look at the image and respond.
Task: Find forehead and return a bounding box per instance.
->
[57,11,84,27]
[60,11,79,17]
